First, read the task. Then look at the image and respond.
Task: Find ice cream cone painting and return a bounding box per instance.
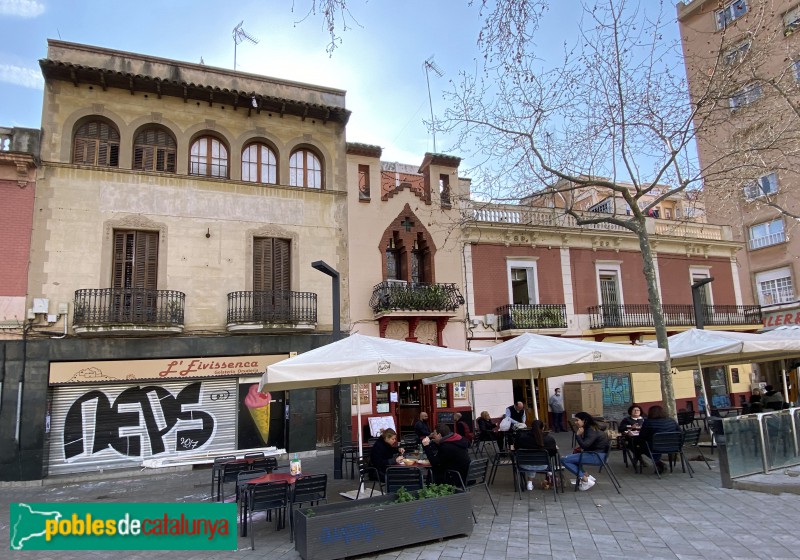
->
[244,385,272,444]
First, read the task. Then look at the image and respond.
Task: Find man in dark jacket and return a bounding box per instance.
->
[422,423,471,484]
[414,412,431,442]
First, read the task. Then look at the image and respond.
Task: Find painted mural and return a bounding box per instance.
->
[592,373,632,420]
[48,378,237,475]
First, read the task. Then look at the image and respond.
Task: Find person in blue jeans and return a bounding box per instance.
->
[560,412,608,491]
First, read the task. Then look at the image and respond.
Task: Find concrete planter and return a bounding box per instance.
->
[293,490,473,560]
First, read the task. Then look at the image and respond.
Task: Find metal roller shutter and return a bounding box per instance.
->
[48,378,237,475]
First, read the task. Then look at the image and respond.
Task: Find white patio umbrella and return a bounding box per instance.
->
[645,329,800,416]
[424,333,667,420]
[258,333,492,455]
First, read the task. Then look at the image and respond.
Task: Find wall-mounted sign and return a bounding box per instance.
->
[49,354,289,385]
[762,306,800,329]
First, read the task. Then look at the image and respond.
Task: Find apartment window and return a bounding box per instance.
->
[749,218,785,250]
[691,269,714,306]
[242,143,277,184]
[358,164,370,200]
[133,127,176,173]
[253,237,290,319]
[597,265,623,327]
[289,149,322,188]
[743,172,778,200]
[112,230,158,321]
[190,136,228,178]
[385,237,401,280]
[589,199,613,213]
[507,260,538,305]
[784,5,800,35]
[716,0,748,30]
[73,120,120,167]
[756,267,795,305]
[439,174,451,207]
[723,38,751,65]
[730,82,762,110]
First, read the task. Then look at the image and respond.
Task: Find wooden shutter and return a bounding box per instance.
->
[112,231,158,290]
[253,238,290,291]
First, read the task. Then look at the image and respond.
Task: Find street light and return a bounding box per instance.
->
[691,277,714,330]
[311,260,344,479]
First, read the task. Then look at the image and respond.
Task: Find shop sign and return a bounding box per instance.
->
[49,354,288,385]
[762,307,800,329]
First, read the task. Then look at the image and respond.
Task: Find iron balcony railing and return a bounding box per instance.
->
[588,304,763,329]
[370,281,465,314]
[73,288,185,327]
[227,290,317,324]
[496,304,567,330]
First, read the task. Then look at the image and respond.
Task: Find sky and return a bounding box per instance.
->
[0,0,684,169]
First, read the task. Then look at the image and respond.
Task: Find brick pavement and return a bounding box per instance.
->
[2,432,799,559]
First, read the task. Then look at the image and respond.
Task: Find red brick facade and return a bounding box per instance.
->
[0,178,34,296]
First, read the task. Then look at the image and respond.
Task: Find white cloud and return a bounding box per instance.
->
[0,64,44,89]
[0,0,45,17]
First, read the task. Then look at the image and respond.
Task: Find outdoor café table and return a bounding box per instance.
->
[240,472,300,537]
[714,406,743,418]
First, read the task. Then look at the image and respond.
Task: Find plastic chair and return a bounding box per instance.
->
[645,431,691,479]
[245,480,289,550]
[290,474,328,542]
[211,455,235,501]
[681,427,711,470]
[573,444,621,493]
[447,458,497,523]
[514,449,557,501]
[355,456,381,499]
[384,466,424,493]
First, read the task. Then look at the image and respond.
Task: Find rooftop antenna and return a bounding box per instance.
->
[423,55,445,153]
[233,21,259,71]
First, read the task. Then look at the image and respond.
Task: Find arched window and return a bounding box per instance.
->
[190,136,228,178]
[242,143,277,184]
[289,149,322,188]
[133,127,176,173]
[73,120,120,167]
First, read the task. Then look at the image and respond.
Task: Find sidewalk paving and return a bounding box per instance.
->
[2,432,800,559]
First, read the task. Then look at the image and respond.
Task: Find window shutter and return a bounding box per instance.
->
[274,239,290,292]
[253,238,269,291]
[112,231,129,289]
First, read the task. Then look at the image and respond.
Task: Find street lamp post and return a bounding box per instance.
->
[311,260,344,479]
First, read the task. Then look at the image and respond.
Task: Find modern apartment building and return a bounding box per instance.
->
[678,0,800,396]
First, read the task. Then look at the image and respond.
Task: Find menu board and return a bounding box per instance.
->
[368,416,396,437]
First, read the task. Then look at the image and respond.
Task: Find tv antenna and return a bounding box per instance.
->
[423,55,445,153]
[233,21,259,71]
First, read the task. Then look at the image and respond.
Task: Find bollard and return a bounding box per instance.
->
[707,417,732,489]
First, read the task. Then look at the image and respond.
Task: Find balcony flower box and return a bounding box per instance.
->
[293,489,473,560]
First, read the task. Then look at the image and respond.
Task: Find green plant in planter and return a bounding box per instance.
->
[393,483,456,503]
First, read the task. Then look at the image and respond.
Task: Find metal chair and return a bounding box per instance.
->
[401,433,419,448]
[211,455,235,501]
[488,445,515,484]
[290,474,328,542]
[236,469,267,531]
[681,427,711,470]
[249,456,277,473]
[385,466,424,493]
[245,480,290,550]
[645,431,691,479]
[244,451,265,460]
[514,449,557,501]
[677,410,697,430]
[355,456,381,499]
[573,444,621,493]
[447,458,497,523]
[220,460,250,501]
[341,445,358,479]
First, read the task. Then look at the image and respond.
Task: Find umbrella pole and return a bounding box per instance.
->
[529,369,539,422]
[697,356,712,419]
[781,360,790,405]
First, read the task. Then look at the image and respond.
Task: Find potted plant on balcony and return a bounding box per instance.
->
[293,484,473,560]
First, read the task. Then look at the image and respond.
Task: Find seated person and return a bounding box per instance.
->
[454,412,474,443]
[560,412,609,491]
[762,385,784,410]
[369,428,405,480]
[618,404,646,434]
[505,401,527,427]
[749,388,764,413]
[515,420,558,491]
[639,404,680,474]
[413,412,432,442]
[422,423,471,484]
[477,410,504,450]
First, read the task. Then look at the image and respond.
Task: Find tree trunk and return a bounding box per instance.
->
[635,217,676,420]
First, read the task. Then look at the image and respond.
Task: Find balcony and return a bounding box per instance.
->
[73,288,185,336]
[588,304,762,329]
[749,231,786,250]
[496,304,567,331]
[227,290,317,333]
[370,281,464,315]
